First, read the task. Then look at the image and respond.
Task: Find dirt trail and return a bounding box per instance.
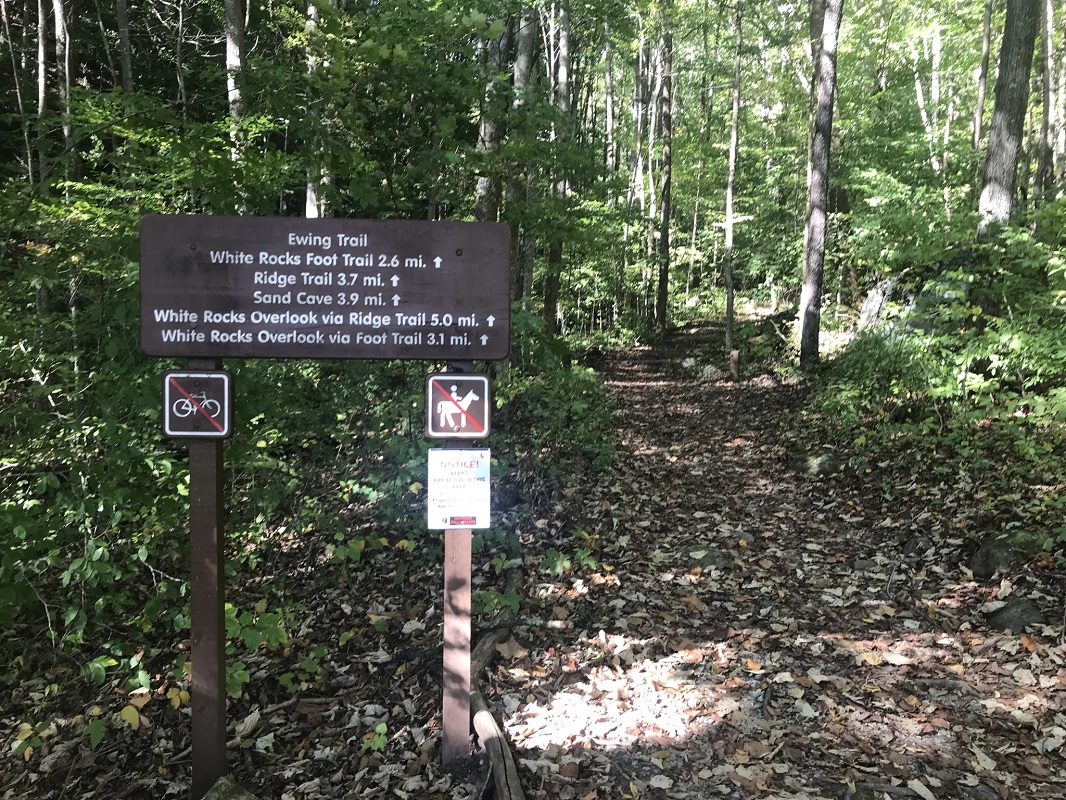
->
[5,329,1063,800]
[497,328,1066,799]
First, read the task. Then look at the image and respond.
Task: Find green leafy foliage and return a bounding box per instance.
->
[809,225,1066,557]
[361,722,388,752]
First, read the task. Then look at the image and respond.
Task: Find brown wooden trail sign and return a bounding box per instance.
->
[139,217,510,799]
[140,215,510,360]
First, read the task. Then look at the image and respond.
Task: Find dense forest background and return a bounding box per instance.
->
[2,0,1066,774]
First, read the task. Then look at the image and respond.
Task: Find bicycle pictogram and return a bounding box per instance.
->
[172,391,222,419]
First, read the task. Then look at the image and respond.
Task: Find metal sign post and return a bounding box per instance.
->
[185,359,228,800]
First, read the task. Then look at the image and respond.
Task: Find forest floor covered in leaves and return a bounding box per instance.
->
[4,326,1066,800]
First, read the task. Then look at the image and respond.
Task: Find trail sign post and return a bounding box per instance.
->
[141,217,509,797]
[184,360,226,800]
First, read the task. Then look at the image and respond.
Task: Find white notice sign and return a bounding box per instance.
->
[427,449,491,529]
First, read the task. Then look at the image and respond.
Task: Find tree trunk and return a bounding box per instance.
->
[36,0,47,181]
[224,0,243,123]
[974,0,993,149]
[1035,0,1055,198]
[305,1,332,218]
[688,0,717,296]
[798,0,844,370]
[1058,0,1066,182]
[474,25,508,224]
[1,0,34,182]
[506,5,538,307]
[723,0,742,355]
[654,0,673,333]
[978,0,1040,235]
[175,0,187,109]
[627,17,648,318]
[92,0,118,89]
[51,0,72,161]
[605,35,616,175]
[116,0,133,92]
[544,0,571,337]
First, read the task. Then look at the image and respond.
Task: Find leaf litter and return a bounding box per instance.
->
[2,326,1064,799]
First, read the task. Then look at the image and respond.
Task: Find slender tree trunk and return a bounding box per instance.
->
[974,0,993,149]
[543,2,571,336]
[51,0,72,161]
[910,24,944,174]
[655,0,673,333]
[116,0,133,92]
[605,35,616,175]
[723,0,743,355]
[474,25,508,223]
[978,0,1041,235]
[1057,0,1066,181]
[507,4,537,306]
[224,0,243,122]
[175,0,187,109]
[92,0,117,88]
[624,16,648,318]
[305,1,333,218]
[36,0,46,181]
[1036,0,1055,198]
[646,38,659,265]
[688,0,716,295]
[2,0,34,182]
[799,0,845,369]
[605,35,625,322]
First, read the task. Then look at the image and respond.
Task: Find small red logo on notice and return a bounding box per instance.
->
[448,516,478,526]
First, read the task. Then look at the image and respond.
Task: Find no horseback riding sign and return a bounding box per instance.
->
[425,373,490,438]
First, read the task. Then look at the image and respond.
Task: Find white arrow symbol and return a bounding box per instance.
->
[480,334,489,346]
[392,294,401,306]
[391,275,399,287]
[486,315,495,327]
[433,256,443,269]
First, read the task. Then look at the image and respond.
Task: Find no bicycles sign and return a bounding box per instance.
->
[163,371,233,439]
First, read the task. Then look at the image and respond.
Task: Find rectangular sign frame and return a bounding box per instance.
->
[425,374,490,439]
[140,215,511,361]
[163,371,234,439]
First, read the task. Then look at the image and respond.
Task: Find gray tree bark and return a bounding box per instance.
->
[1,0,34,181]
[654,0,673,333]
[116,0,133,92]
[723,0,742,355]
[1035,0,1054,198]
[544,1,571,336]
[974,0,993,149]
[798,0,844,369]
[474,25,508,224]
[506,5,538,305]
[978,0,1040,234]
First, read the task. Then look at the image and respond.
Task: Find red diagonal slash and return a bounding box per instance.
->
[430,379,484,433]
[169,377,225,433]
